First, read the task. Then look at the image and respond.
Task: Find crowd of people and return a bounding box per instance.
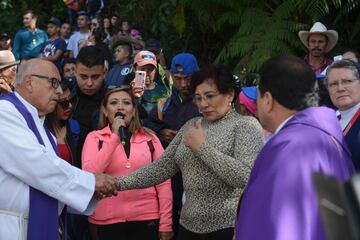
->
[0,4,359,240]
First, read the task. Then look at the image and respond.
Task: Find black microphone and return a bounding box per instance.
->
[115,112,126,145]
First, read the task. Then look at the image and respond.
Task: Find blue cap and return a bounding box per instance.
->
[47,17,61,27]
[241,86,257,100]
[145,39,161,53]
[171,53,199,76]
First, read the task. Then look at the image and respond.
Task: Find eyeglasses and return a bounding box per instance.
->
[58,99,71,109]
[31,74,61,89]
[106,85,131,92]
[327,78,359,90]
[194,91,220,104]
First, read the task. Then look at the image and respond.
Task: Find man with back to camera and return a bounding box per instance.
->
[235,55,354,240]
[12,10,48,61]
[326,59,360,171]
[0,58,118,240]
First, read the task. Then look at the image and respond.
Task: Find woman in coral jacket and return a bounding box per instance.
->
[82,87,173,240]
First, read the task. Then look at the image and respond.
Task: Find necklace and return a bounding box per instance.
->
[124,159,131,168]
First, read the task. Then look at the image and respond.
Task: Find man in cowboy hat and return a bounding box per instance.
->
[299,22,338,75]
[0,50,19,94]
[299,22,339,108]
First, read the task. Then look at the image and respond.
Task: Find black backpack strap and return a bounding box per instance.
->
[147,140,159,198]
[98,139,104,151]
[147,140,155,162]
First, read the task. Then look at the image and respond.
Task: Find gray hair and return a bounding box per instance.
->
[15,61,31,86]
[325,60,360,85]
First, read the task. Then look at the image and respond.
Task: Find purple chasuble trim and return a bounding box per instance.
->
[1,93,59,240]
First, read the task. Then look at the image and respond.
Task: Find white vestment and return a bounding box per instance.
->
[0,93,97,240]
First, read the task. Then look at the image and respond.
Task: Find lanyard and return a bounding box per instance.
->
[343,108,360,136]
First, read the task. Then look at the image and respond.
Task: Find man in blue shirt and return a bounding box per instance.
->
[40,17,67,72]
[12,10,48,61]
[104,40,133,89]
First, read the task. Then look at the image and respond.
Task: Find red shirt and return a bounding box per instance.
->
[304,55,333,74]
[57,144,72,164]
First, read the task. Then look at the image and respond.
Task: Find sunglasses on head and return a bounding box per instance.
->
[106,85,131,92]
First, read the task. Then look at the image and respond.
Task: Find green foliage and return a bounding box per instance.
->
[182,0,360,80]
[2,0,360,85]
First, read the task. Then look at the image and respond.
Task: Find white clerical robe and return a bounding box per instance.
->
[0,93,97,239]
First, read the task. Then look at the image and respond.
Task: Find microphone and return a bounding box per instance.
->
[115,112,126,145]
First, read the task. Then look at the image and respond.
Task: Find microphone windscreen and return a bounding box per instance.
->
[115,112,125,118]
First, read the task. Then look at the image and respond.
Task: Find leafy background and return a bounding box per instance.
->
[1,0,359,85]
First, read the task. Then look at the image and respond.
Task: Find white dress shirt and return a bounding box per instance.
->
[339,102,360,130]
[0,92,97,240]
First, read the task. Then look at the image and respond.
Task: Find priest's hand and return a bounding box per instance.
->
[184,118,205,153]
[94,173,118,200]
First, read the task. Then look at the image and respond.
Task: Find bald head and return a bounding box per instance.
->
[16,59,60,86]
[16,59,63,116]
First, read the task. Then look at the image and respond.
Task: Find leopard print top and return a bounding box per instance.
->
[118,111,264,233]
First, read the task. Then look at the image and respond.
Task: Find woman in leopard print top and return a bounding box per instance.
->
[117,65,264,240]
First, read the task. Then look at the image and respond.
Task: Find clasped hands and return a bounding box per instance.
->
[94,173,119,200]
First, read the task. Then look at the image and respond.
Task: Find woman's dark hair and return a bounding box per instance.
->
[190,64,237,101]
[92,27,107,44]
[258,54,319,110]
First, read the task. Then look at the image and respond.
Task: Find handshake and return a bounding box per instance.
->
[94,173,120,200]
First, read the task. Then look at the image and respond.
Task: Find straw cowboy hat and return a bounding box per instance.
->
[0,50,19,70]
[298,22,338,53]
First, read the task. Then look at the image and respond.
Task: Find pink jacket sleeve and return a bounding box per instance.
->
[151,134,173,232]
[82,131,120,173]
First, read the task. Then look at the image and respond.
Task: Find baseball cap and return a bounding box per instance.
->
[133,51,157,68]
[171,53,199,76]
[145,39,161,53]
[0,33,10,40]
[47,17,61,27]
[241,86,257,100]
[77,11,88,17]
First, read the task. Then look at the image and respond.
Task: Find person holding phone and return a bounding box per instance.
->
[82,87,173,240]
[131,51,169,115]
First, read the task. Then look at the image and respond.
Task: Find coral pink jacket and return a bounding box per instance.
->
[82,126,172,231]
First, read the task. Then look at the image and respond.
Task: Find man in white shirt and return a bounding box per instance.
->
[327,59,360,170]
[0,58,118,239]
[67,11,91,58]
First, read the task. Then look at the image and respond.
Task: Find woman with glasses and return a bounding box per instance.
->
[117,65,264,240]
[0,50,19,94]
[82,87,173,240]
[45,77,88,240]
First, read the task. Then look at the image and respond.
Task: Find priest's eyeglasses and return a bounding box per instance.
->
[327,78,359,91]
[31,74,61,89]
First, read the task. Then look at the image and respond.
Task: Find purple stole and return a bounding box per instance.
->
[1,93,59,240]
